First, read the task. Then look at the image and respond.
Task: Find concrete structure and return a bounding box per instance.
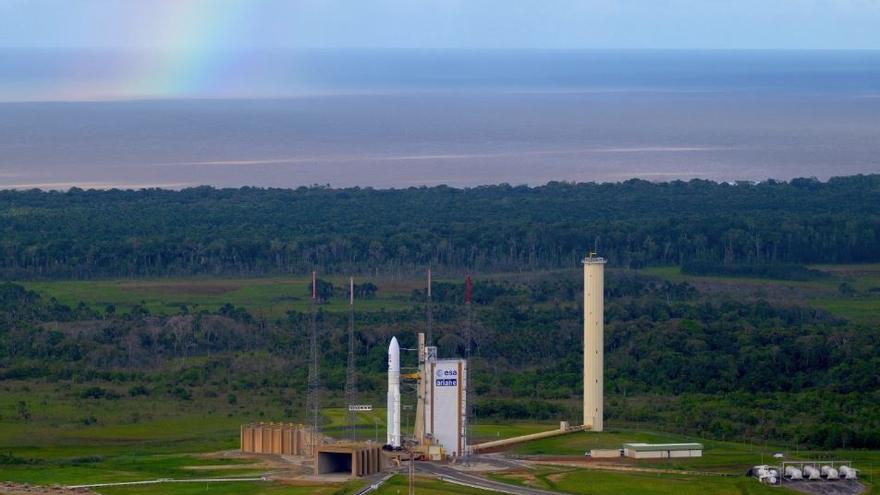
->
[623,443,703,459]
[589,449,622,458]
[386,337,401,447]
[314,444,383,477]
[426,357,467,456]
[470,424,585,453]
[583,254,606,431]
[240,423,321,456]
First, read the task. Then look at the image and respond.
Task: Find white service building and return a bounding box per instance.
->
[623,443,703,459]
[425,357,468,457]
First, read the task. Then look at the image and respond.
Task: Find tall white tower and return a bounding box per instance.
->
[386,337,401,447]
[583,254,606,431]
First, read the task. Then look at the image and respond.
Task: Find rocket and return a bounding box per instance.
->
[386,336,401,447]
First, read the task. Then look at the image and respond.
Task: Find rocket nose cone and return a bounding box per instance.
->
[388,337,400,365]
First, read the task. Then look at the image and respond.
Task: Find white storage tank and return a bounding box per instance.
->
[784,466,803,480]
[821,465,839,480]
[804,465,821,480]
[840,465,858,480]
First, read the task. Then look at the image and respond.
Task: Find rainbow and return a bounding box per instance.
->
[129,1,258,98]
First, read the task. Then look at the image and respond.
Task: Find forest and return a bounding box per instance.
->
[0,175,878,279]
[1,176,879,452]
[2,268,878,450]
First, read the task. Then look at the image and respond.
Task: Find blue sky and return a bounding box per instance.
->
[1,0,879,50]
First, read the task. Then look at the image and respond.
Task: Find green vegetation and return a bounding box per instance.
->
[373,475,497,495]
[681,261,829,281]
[3,264,879,452]
[643,263,880,325]
[98,483,331,495]
[2,178,880,492]
[1,176,879,279]
[21,276,412,317]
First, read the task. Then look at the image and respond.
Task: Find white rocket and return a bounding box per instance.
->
[386,336,401,447]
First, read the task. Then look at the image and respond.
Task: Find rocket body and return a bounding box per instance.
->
[386,337,401,447]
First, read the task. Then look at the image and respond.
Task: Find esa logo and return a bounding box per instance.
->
[435,368,458,386]
[435,369,457,378]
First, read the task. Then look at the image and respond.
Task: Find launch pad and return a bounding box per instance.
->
[239,254,607,476]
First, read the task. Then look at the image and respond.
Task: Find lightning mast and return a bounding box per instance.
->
[306,270,321,452]
[463,273,472,463]
[345,276,358,441]
[426,268,433,345]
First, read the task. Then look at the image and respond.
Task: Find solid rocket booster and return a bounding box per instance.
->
[386,336,401,447]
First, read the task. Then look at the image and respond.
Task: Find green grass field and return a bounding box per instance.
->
[372,475,497,495]
[642,264,880,325]
[21,276,419,318]
[98,482,335,495]
[21,264,880,323]
[509,428,879,494]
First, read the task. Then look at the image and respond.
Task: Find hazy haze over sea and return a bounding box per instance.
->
[0,49,878,189]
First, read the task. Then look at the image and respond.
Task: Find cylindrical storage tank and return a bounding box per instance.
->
[821,465,839,480]
[840,466,858,480]
[784,466,803,480]
[804,465,821,480]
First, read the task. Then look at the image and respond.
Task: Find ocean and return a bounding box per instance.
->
[0,49,878,189]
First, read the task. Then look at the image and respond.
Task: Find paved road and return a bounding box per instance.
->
[418,462,563,495]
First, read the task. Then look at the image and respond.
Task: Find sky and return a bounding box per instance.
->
[1,0,880,51]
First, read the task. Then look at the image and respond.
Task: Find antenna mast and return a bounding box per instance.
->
[306,270,321,453]
[345,276,358,442]
[426,268,433,345]
[464,273,472,465]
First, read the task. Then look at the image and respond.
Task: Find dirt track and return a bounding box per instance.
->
[782,480,867,495]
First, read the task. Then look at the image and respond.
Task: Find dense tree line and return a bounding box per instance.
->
[1,175,879,279]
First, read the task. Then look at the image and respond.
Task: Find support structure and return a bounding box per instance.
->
[414,333,427,444]
[583,254,606,431]
[345,276,357,441]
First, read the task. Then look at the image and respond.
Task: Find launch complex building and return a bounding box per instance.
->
[241,253,607,471]
[386,253,607,457]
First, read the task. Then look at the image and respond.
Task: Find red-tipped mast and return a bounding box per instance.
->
[465,273,471,304]
[350,276,354,305]
[312,270,317,300]
[427,268,432,298]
